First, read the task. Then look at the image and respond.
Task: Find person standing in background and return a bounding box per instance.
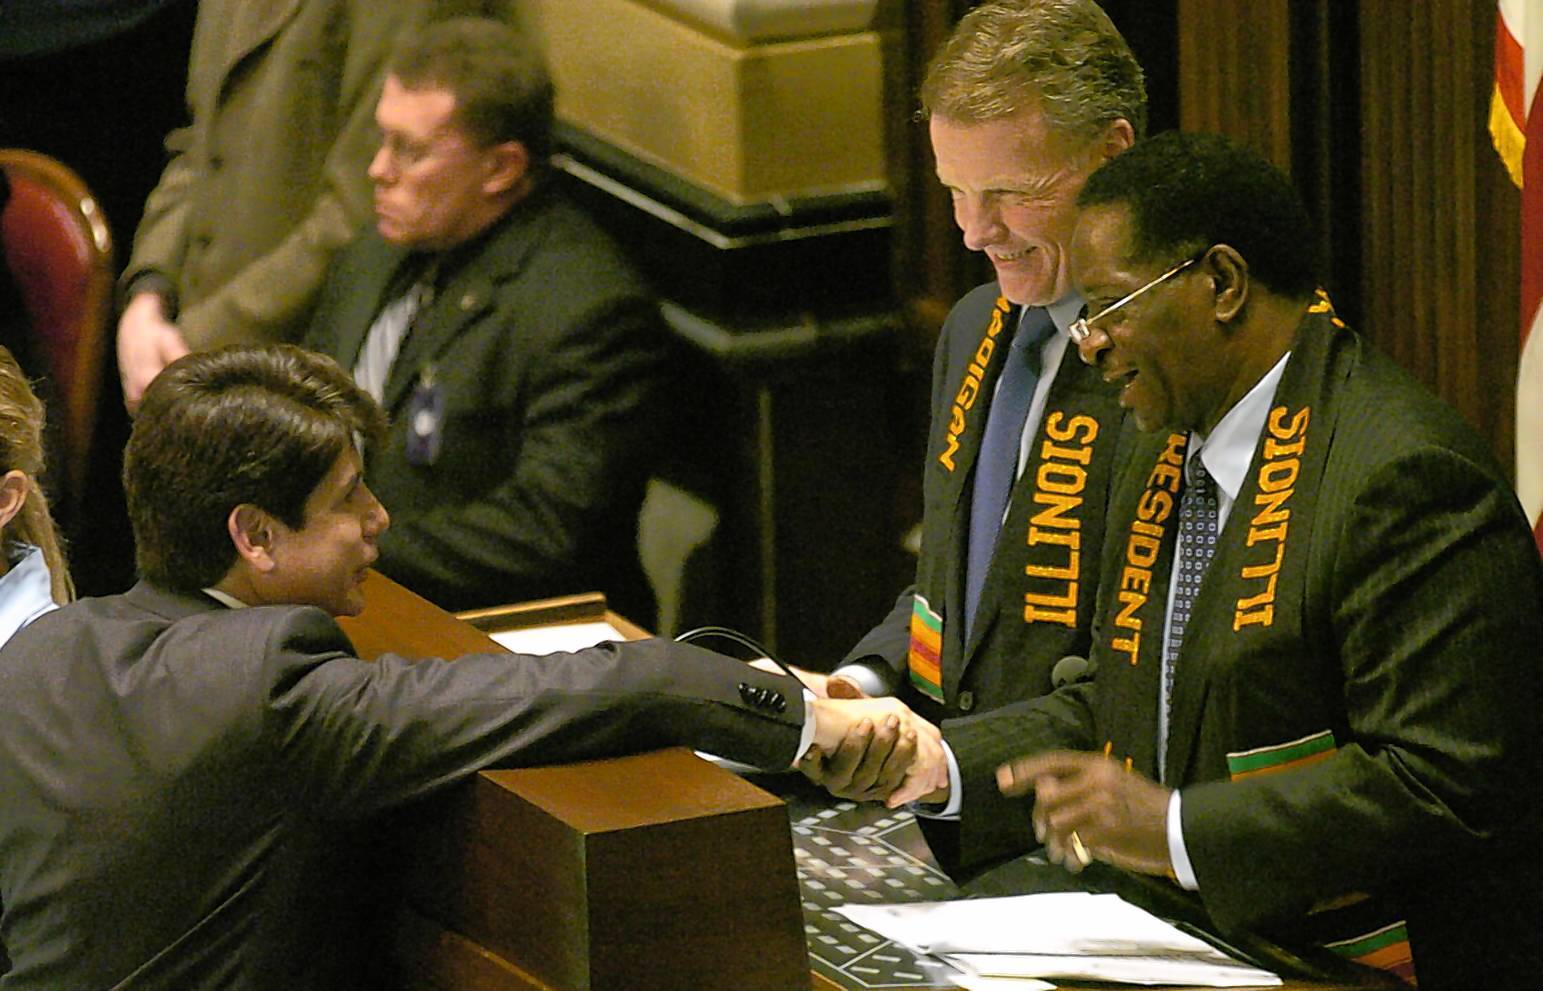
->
[116,0,503,411]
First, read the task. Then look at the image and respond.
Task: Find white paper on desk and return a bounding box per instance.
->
[490,621,624,655]
[949,974,1054,991]
[836,892,1281,987]
[949,952,1281,987]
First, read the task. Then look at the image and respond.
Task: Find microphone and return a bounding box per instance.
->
[1050,654,1089,689]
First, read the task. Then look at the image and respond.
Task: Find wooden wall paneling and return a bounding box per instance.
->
[1176,0,1293,173]
[1287,1,1362,327]
[1358,0,1520,470]
[894,0,983,351]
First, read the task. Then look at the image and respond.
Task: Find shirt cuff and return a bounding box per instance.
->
[793,688,818,766]
[1167,790,1199,890]
[829,660,892,697]
[910,740,963,820]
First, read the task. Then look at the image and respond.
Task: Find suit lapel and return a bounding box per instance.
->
[378,198,548,412]
[379,272,495,412]
[1163,300,1353,784]
[326,239,412,376]
[941,298,1020,663]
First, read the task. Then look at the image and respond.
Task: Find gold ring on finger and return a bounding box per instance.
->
[1068,830,1092,868]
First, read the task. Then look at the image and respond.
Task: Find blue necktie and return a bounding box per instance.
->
[1158,453,1220,777]
[963,307,1055,635]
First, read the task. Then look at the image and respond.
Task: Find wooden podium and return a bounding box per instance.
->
[338,573,1364,991]
[337,572,810,991]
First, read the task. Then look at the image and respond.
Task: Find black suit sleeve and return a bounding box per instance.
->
[915,675,1102,876]
[260,608,805,820]
[837,586,914,685]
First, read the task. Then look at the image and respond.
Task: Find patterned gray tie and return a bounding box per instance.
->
[353,279,431,404]
[1159,452,1220,777]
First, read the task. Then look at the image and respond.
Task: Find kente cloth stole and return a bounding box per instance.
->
[1090,428,1188,775]
[908,295,1020,703]
[901,305,1123,697]
[1095,293,1349,775]
[1099,292,1417,985]
[908,301,1122,705]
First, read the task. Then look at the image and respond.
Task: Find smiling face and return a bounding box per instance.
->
[930,107,1120,306]
[262,447,389,617]
[1070,204,1227,433]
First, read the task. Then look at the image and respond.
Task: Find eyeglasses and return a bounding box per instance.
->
[1069,252,1206,343]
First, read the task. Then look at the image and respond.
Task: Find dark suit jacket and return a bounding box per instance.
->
[842,283,1127,719]
[304,187,665,621]
[927,306,1543,988]
[0,582,804,989]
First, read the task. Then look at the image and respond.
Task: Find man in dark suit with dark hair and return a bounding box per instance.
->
[0,343,944,989]
[304,16,663,622]
[891,132,1543,989]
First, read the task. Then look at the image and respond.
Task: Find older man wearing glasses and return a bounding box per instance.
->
[800,0,1147,800]
[895,131,1543,990]
[302,17,664,623]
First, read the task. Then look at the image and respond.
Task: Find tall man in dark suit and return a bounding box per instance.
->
[892,133,1543,988]
[303,16,663,621]
[0,344,943,990]
[804,0,1141,797]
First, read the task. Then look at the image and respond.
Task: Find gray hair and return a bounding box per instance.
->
[921,0,1147,141]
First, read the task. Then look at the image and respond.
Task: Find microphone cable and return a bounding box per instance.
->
[673,625,814,694]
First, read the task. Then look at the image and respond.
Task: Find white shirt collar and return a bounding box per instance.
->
[0,544,57,644]
[1043,292,1084,339]
[202,587,248,610]
[1191,351,1293,503]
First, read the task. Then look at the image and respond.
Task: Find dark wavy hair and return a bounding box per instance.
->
[1076,131,1319,296]
[124,345,385,592]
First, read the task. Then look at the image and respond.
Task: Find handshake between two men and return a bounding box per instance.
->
[790,666,1177,881]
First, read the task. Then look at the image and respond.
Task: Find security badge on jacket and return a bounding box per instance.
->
[405,364,445,466]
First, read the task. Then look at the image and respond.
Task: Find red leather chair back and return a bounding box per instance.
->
[0,149,114,514]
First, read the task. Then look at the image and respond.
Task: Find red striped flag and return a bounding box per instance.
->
[1492,0,1543,553]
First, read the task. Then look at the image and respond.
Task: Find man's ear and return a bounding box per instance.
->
[0,470,28,531]
[1205,244,1250,324]
[227,504,281,574]
[1091,118,1136,165]
[483,139,530,197]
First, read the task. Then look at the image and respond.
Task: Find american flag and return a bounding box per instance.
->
[1491,0,1543,554]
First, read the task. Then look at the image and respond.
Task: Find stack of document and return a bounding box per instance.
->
[837,891,1282,988]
